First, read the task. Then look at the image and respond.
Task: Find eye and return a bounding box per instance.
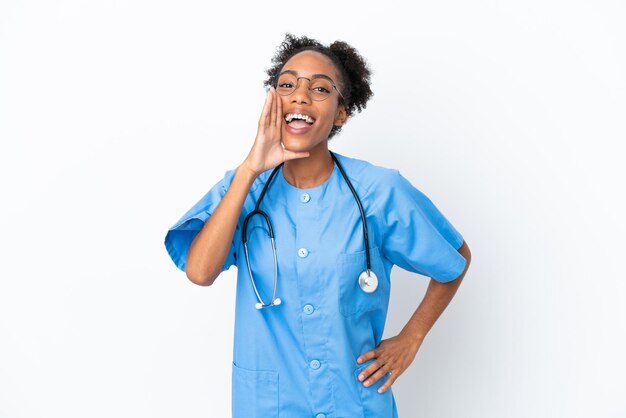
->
[278,83,294,88]
[313,87,330,93]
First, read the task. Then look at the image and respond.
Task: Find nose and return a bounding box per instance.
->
[291,77,311,104]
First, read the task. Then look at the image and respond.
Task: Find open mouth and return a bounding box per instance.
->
[284,113,316,129]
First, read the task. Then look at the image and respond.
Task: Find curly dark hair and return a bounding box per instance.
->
[263,33,374,140]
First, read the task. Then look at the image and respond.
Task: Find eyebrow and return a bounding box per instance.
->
[279,70,334,83]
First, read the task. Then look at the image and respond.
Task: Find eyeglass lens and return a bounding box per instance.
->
[276,74,334,101]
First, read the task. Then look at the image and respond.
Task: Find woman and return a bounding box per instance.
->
[164,33,472,418]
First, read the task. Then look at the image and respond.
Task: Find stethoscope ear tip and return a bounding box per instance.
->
[255,298,281,310]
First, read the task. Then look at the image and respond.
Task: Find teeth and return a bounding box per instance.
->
[284,113,315,124]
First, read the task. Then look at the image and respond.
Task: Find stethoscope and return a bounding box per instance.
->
[242,151,378,310]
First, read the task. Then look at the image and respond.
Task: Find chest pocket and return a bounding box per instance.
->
[336,246,389,317]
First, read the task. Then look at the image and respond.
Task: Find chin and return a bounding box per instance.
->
[282,136,313,151]
[283,131,329,151]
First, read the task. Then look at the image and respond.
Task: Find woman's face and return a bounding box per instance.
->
[277,50,347,152]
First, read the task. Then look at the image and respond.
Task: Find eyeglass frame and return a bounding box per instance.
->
[274,70,346,104]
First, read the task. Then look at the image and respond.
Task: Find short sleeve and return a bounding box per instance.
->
[377,170,467,282]
[164,169,239,274]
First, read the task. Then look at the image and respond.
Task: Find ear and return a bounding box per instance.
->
[334,104,348,127]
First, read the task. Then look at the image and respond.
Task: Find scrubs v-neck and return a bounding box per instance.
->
[164,151,467,418]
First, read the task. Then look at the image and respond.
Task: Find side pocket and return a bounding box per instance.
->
[232,361,279,418]
[337,246,387,317]
[354,360,394,417]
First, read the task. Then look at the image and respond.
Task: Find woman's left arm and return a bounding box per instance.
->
[356,240,472,393]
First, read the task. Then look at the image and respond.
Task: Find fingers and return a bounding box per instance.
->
[269,86,277,129]
[357,348,377,364]
[357,359,396,394]
[357,357,382,382]
[356,347,394,393]
[275,87,283,128]
[361,363,389,388]
[258,88,272,133]
[377,371,397,394]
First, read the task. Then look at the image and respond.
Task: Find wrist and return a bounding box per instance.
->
[237,161,260,182]
[399,327,426,347]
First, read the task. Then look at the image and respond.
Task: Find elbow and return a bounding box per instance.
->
[186,269,218,286]
[185,250,220,286]
[459,240,471,261]
[459,240,472,270]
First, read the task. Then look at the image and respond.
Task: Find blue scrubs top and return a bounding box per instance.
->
[164,152,466,418]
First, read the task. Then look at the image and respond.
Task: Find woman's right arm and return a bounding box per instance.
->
[185,163,258,286]
[184,87,309,286]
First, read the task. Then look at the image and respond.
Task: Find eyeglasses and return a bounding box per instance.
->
[275,71,345,103]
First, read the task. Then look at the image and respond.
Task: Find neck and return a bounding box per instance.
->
[282,142,334,189]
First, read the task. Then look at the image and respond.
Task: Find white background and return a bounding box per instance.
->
[1,1,625,417]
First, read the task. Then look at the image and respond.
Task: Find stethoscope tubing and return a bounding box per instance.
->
[242,151,372,309]
[330,151,371,272]
[241,165,282,309]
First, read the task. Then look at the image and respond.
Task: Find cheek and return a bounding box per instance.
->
[319,114,338,132]
[316,107,336,125]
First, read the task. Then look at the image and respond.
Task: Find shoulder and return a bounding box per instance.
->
[332,151,400,195]
[332,152,434,218]
[220,166,268,194]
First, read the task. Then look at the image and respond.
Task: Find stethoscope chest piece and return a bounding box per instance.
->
[358,270,378,293]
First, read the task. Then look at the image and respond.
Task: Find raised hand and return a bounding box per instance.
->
[243,87,310,176]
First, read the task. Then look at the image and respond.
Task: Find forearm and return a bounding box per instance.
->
[399,241,471,344]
